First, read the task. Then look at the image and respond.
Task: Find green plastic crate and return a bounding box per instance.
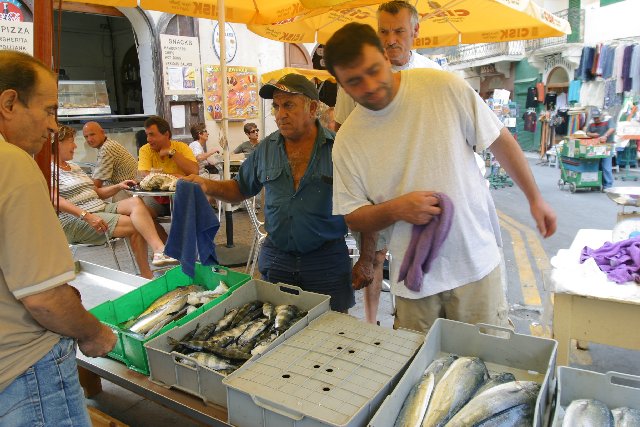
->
[89,264,250,375]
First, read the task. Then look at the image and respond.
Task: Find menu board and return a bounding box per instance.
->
[160,34,200,95]
[203,65,258,120]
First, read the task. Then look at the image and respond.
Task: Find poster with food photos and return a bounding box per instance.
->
[203,65,258,120]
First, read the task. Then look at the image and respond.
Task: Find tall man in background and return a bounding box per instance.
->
[0,50,115,425]
[336,0,442,325]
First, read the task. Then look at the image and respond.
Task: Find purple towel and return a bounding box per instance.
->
[581,236,640,284]
[398,193,454,292]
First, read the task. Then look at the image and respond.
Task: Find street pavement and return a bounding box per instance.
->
[493,155,640,376]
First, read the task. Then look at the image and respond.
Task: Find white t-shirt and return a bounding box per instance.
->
[332,69,504,299]
[334,51,441,124]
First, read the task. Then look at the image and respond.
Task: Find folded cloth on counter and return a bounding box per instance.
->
[165,180,219,277]
[580,236,640,283]
[398,193,454,292]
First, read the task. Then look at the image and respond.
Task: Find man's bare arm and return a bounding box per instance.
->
[489,127,557,237]
[22,284,116,357]
[181,175,247,204]
[345,191,441,233]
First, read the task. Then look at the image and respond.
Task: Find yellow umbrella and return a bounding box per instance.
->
[261,67,336,84]
[62,0,137,6]
[247,0,571,48]
[138,0,384,24]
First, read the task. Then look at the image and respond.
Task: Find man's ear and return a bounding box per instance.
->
[310,100,319,116]
[0,89,19,116]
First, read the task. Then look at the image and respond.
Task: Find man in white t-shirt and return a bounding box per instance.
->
[324,24,557,333]
[336,0,442,325]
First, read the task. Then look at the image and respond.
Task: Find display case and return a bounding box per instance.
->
[58,80,111,116]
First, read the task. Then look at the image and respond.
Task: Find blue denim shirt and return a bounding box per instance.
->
[235,121,346,254]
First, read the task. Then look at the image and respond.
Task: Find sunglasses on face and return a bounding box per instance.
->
[249,129,259,133]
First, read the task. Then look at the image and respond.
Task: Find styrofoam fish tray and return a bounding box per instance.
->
[369,318,558,427]
[223,311,424,427]
[144,279,330,407]
[551,367,640,426]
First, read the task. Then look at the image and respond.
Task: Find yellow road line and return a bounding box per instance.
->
[499,218,542,306]
[497,211,551,274]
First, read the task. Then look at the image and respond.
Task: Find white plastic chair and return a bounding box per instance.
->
[69,235,138,274]
[244,197,266,277]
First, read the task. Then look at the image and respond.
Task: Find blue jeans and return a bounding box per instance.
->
[259,238,354,312]
[601,155,613,189]
[0,338,91,427]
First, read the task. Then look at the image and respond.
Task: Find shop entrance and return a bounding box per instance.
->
[53,9,143,116]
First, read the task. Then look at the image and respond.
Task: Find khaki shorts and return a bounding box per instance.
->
[394,264,510,334]
[64,202,120,245]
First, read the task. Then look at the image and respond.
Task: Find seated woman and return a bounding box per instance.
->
[52,125,177,279]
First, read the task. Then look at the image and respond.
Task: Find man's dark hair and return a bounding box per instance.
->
[0,50,54,105]
[190,122,207,140]
[243,122,257,134]
[144,115,172,138]
[324,23,385,78]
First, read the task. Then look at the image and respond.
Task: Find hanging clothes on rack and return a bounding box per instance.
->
[523,109,537,132]
[568,80,582,104]
[525,86,537,109]
[556,109,569,136]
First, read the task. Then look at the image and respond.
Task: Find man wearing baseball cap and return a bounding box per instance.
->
[586,108,616,189]
[184,73,354,312]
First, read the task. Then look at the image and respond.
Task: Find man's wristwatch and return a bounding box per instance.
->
[168,148,177,158]
[79,210,88,220]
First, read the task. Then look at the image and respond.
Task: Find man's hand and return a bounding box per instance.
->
[395,191,442,225]
[78,323,116,357]
[530,198,557,238]
[118,179,137,189]
[182,174,210,195]
[352,259,374,290]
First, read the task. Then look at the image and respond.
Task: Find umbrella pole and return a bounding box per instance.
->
[215,2,250,267]
[218,2,232,247]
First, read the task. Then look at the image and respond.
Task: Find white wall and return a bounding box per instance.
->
[583,0,640,45]
[198,20,292,152]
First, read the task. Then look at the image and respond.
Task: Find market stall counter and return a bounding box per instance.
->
[550,229,640,366]
[70,261,231,426]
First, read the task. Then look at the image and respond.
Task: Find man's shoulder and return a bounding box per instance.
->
[412,52,442,70]
[0,141,38,172]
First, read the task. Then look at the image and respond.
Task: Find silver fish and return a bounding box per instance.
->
[215,308,239,333]
[262,302,275,321]
[144,306,188,339]
[612,407,640,427]
[137,285,203,318]
[231,300,262,327]
[129,295,187,334]
[446,381,540,427]
[473,372,517,397]
[473,402,534,427]
[274,304,298,332]
[422,356,488,427]
[179,352,236,371]
[238,318,271,346]
[394,355,458,427]
[251,334,278,356]
[562,399,614,427]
